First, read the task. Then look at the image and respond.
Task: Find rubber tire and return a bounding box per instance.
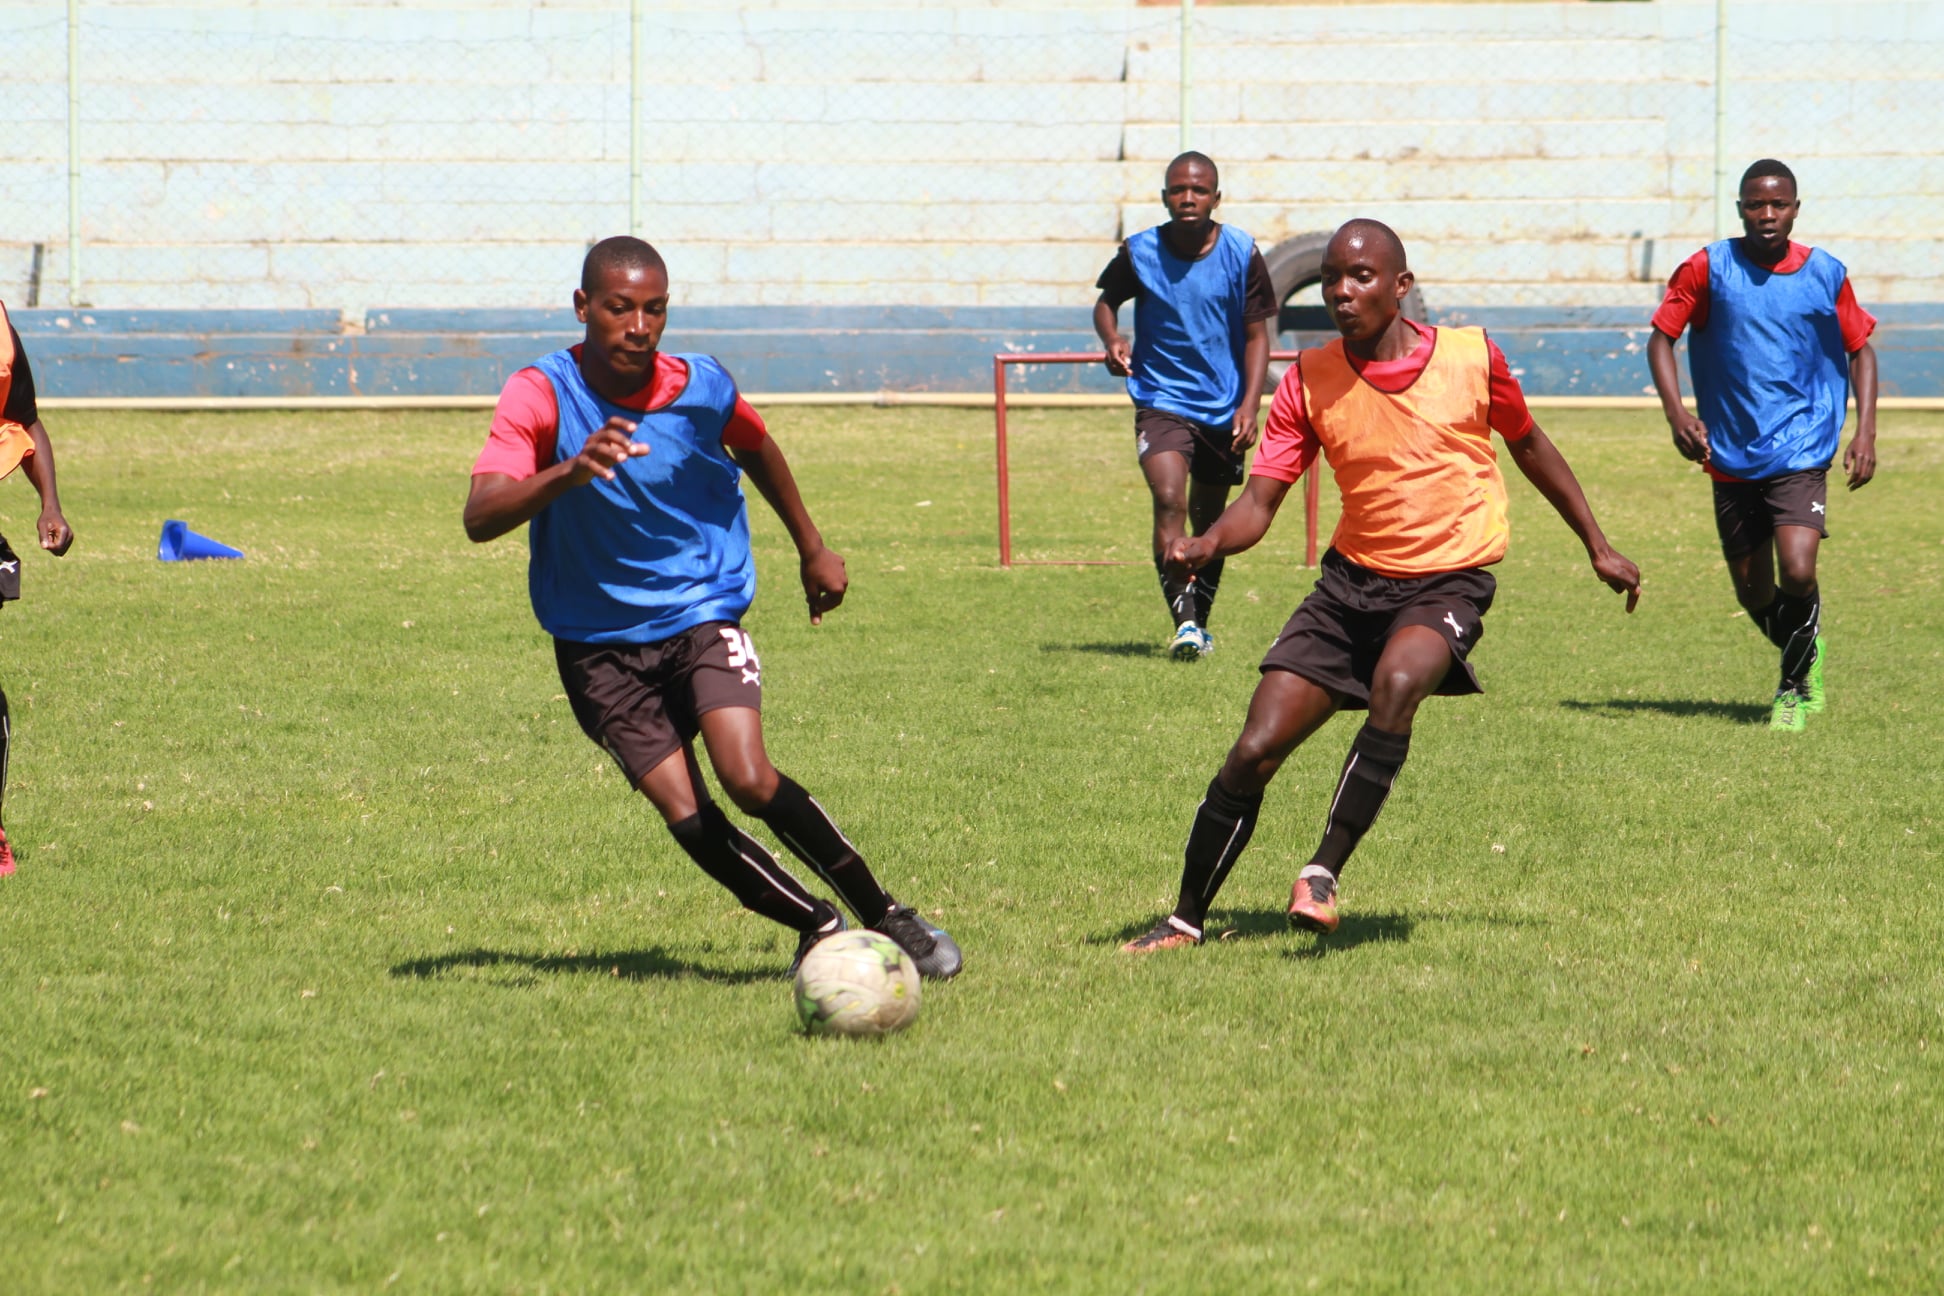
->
[1262,230,1428,330]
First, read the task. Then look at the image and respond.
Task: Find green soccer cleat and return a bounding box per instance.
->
[1802,636,1825,712]
[1769,687,1807,732]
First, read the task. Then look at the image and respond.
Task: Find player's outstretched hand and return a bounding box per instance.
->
[38,506,73,556]
[1591,545,1641,613]
[801,544,848,625]
[1843,433,1877,491]
[1166,534,1215,574]
[565,417,648,485]
[1102,337,1133,379]
[1668,409,1710,465]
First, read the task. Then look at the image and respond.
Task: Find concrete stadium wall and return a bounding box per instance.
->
[8,0,1943,397]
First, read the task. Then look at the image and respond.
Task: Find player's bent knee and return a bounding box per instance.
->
[718,761,781,814]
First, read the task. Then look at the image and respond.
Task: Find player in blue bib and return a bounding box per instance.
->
[465,237,961,978]
[1094,152,1277,660]
[1648,160,1879,731]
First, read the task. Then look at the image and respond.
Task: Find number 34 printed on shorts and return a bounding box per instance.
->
[719,627,762,686]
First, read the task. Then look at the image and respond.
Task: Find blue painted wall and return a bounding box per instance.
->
[18,306,1944,401]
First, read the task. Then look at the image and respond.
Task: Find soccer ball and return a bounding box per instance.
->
[794,930,921,1037]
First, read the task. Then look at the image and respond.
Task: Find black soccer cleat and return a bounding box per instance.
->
[788,903,846,978]
[873,904,964,980]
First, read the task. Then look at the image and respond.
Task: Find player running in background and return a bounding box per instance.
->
[1093,151,1277,660]
[0,303,76,877]
[1122,220,1639,951]
[1647,159,1877,732]
[464,237,961,979]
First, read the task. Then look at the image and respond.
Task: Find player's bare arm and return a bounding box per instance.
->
[20,420,72,555]
[1092,296,1132,378]
[1844,341,1878,490]
[1505,428,1641,611]
[1647,330,1709,464]
[462,417,647,542]
[1167,473,1291,572]
[1232,316,1270,452]
[730,436,847,625]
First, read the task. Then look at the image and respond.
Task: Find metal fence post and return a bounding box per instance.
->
[1179,0,1193,151]
[630,0,643,236]
[1713,0,1730,239]
[66,0,84,306]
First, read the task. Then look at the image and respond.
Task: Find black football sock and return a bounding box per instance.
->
[1155,552,1197,629]
[1172,773,1263,932]
[1770,589,1821,689]
[1311,722,1412,877]
[1753,595,1787,649]
[0,687,10,826]
[757,773,895,923]
[1190,555,1226,628]
[667,803,824,932]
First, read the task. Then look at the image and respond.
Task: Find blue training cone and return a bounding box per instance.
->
[157,519,244,562]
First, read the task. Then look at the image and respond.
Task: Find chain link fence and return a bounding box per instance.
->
[5,2,1939,322]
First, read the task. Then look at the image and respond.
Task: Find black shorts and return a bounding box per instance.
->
[555,620,763,787]
[1713,468,1828,560]
[1259,549,1496,709]
[0,533,18,606]
[1135,408,1246,487]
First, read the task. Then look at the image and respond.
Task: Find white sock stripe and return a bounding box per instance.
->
[731,841,817,914]
[1324,751,1360,829]
[1200,815,1250,899]
[803,795,861,857]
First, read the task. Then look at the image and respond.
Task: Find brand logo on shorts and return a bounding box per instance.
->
[0,561,15,574]
[1137,434,1150,456]
[1811,501,1826,515]
[1443,611,1465,639]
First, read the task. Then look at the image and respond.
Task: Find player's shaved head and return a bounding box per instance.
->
[1328,219,1408,272]
[1740,158,1797,193]
[1166,151,1219,187]
[581,235,666,295]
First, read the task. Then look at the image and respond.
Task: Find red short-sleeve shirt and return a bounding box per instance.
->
[473,349,768,480]
[1651,243,1876,352]
[1252,321,1535,484]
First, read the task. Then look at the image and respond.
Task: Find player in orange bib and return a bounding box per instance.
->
[1122,220,1639,951]
[0,302,76,877]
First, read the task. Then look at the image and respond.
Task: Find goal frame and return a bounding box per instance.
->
[992,351,1317,568]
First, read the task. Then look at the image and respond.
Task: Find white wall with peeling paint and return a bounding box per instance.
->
[6,1,1939,314]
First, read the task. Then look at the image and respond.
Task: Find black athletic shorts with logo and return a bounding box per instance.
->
[0,532,20,606]
[1259,548,1496,708]
[555,620,763,786]
[1135,408,1246,486]
[1712,467,1828,560]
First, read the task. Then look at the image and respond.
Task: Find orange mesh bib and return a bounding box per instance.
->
[0,303,32,480]
[1298,326,1508,576]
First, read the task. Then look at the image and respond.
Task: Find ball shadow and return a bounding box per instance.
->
[1040,641,1166,659]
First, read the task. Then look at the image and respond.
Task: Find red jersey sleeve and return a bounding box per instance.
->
[1484,336,1535,441]
[1250,362,1320,484]
[472,366,557,480]
[1836,279,1877,353]
[1652,248,1711,338]
[722,394,769,450]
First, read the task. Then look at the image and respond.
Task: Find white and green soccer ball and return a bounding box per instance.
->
[794,930,921,1037]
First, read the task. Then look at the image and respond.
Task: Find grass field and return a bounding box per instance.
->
[2,405,1940,1293]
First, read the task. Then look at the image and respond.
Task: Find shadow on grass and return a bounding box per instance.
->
[1282,910,1416,960]
[389,947,778,986]
[1093,909,1415,952]
[1560,697,1769,725]
[1041,641,1166,659]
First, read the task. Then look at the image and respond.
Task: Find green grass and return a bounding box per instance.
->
[2,405,1940,1293]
